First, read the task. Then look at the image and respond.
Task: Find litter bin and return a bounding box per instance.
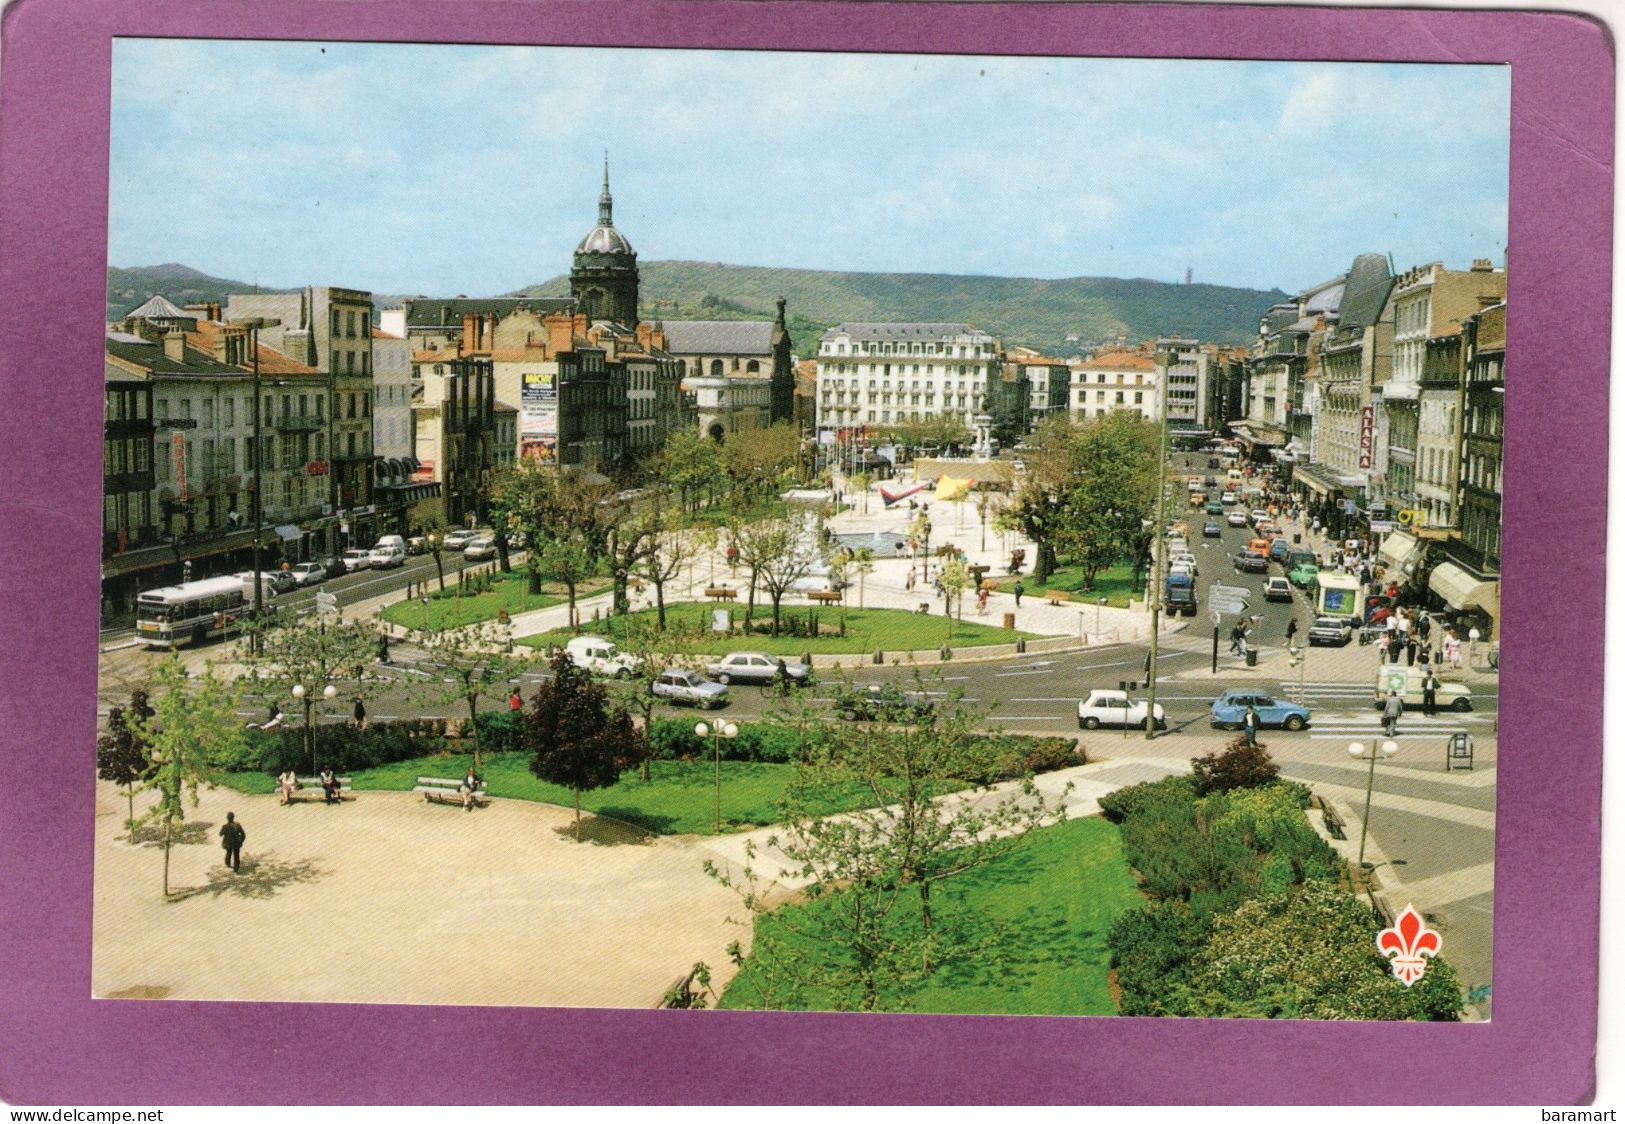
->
[1246,648,1258,667]
[1003,611,1015,630]
[1293,533,1302,544]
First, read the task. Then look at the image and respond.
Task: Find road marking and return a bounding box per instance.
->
[995,669,1051,677]
[1011,697,1077,703]
[996,716,1071,721]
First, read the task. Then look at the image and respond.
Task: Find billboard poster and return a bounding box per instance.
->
[520,369,557,462]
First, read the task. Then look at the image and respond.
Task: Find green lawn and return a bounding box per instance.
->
[718,815,1142,1014]
[993,562,1142,608]
[516,602,1037,655]
[212,751,857,835]
[379,569,607,630]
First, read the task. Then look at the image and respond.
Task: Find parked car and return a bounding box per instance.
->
[1268,538,1292,563]
[834,683,935,723]
[706,651,812,686]
[1077,689,1166,731]
[564,636,642,679]
[1248,509,1270,526]
[1204,475,1217,487]
[1169,551,1197,574]
[1205,500,1224,516]
[1288,560,1321,588]
[341,549,373,572]
[1234,550,1269,574]
[441,529,481,551]
[1263,576,1293,602]
[314,555,348,579]
[463,535,497,561]
[369,542,406,569]
[1210,690,1311,731]
[651,669,730,709]
[289,562,328,587]
[1226,509,1248,526]
[1308,615,1356,646]
[406,536,429,555]
[1203,520,1223,538]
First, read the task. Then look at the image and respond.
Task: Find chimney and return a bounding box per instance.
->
[545,312,574,355]
[162,326,186,363]
[636,322,652,349]
[1471,258,1494,272]
[461,313,479,356]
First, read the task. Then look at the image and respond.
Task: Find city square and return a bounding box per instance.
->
[93,42,1507,1020]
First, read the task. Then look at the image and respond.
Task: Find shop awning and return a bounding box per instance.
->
[273,524,302,542]
[1428,561,1497,610]
[1379,529,1425,575]
[1293,461,1343,496]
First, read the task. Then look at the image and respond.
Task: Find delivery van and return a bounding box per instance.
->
[1313,571,1363,618]
[1373,664,1473,712]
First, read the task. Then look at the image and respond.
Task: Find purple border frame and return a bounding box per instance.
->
[0,0,1610,1106]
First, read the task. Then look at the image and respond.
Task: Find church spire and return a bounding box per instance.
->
[598,152,613,226]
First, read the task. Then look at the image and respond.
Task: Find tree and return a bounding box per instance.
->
[653,427,721,514]
[605,508,654,617]
[734,514,819,636]
[416,620,532,772]
[240,613,380,772]
[525,651,646,838]
[708,679,1068,1009]
[97,688,154,842]
[130,655,247,897]
[1003,414,1078,583]
[605,617,700,782]
[851,547,875,610]
[490,460,612,596]
[537,532,599,632]
[1052,412,1161,591]
[719,422,800,506]
[937,555,972,630]
[637,511,693,630]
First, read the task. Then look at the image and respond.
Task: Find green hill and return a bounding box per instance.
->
[517,260,1284,355]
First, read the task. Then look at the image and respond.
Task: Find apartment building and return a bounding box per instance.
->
[1069,350,1157,422]
[815,323,1001,438]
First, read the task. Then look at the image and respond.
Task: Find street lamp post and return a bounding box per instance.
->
[695,720,739,833]
[1096,595,1107,639]
[1348,738,1399,870]
[292,682,339,772]
[1144,372,1172,740]
[229,317,274,654]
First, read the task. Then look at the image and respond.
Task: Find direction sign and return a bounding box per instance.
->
[316,591,337,607]
[1209,583,1251,600]
[1210,599,1249,615]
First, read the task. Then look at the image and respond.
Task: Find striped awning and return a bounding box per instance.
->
[1428,561,1497,610]
[1379,529,1424,575]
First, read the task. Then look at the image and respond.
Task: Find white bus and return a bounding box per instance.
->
[135,576,254,649]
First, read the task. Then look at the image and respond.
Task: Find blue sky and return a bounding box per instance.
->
[109,40,1509,297]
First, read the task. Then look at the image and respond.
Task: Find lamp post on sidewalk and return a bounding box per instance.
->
[695,720,738,833]
[1286,640,1307,704]
[1348,738,1399,870]
[230,316,273,654]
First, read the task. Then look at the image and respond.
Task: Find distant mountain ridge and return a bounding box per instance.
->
[517,260,1285,352]
[110,261,1286,351]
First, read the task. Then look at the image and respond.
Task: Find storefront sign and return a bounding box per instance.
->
[411,459,436,483]
[1358,406,1375,469]
[306,460,328,476]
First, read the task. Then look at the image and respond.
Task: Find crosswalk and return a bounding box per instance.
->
[1307,714,1475,742]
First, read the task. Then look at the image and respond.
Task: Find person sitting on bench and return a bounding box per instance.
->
[460,767,482,811]
[320,767,340,805]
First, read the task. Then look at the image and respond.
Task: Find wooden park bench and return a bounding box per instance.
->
[1044,591,1072,607]
[1319,798,1347,840]
[287,775,354,803]
[704,587,738,602]
[414,775,490,808]
[806,589,842,604]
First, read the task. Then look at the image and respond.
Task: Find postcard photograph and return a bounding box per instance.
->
[93,39,1509,1021]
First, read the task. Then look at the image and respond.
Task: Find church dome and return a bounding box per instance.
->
[576,223,634,256]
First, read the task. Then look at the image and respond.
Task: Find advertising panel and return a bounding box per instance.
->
[520,369,557,461]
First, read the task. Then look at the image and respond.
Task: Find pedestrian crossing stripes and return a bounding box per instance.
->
[1309,716,1473,741]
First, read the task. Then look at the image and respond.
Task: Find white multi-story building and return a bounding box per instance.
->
[1069,350,1158,421]
[815,322,1000,438]
[1154,338,1209,430]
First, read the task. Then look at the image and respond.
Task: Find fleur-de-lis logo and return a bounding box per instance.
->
[1377,904,1442,987]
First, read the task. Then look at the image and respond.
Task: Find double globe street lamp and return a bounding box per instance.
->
[695,719,738,833]
[1348,738,1399,870]
[292,682,338,771]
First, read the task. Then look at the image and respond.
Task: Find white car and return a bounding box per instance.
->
[651,669,730,709]
[1169,551,1198,573]
[288,562,328,587]
[1226,510,1248,527]
[1077,689,1166,731]
[341,549,373,572]
[368,545,405,569]
[705,651,812,686]
[440,529,480,551]
[564,636,642,679]
[463,535,497,561]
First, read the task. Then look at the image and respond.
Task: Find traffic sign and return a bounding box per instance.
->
[1210,599,1249,615]
[316,591,337,607]
[1209,583,1251,600]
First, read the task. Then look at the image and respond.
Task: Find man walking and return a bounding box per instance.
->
[219,812,245,873]
[1285,617,1298,645]
[1012,578,1024,607]
[352,695,367,730]
[1383,690,1404,738]
[1229,619,1247,656]
[1422,671,1440,716]
[1242,704,1260,748]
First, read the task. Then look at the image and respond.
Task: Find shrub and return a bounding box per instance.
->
[1108,901,1213,1017]
[233,720,452,775]
[646,718,810,764]
[1098,774,1197,824]
[1190,736,1280,795]
[1181,882,1464,1020]
[957,735,1084,784]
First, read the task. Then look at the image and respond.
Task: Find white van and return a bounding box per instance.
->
[564,636,642,679]
[1372,665,1473,712]
[369,535,406,568]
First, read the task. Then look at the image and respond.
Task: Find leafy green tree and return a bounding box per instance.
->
[97,688,154,842]
[637,511,693,630]
[605,509,654,617]
[538,532,599,632]
[1003,415,1075,582]
[937,555,972,628]
[719,422,800,505]
[416,620,532,773]
[240,614,380,772]
[604,617,702,782]
[1052,411,1161,591]
[652,429,721,514]
[851,547,875,610]
[525,651,646,838]
[130,655,247,897]
[732,514,818,636]
[709,680,1068,1009]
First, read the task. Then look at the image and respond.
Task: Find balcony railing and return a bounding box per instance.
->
[276,413,325,432]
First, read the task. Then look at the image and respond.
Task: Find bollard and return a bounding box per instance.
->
[873,649,885,664]
[940,646,953,661]
[1016,638,1027,653]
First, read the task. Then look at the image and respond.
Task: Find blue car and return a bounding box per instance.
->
[1269,538,1291,563]
[1210,690,1311,732]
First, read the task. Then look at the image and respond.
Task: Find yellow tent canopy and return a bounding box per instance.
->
[935,475,971,501]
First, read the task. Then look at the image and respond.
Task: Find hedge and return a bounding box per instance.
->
[225,720,453,776]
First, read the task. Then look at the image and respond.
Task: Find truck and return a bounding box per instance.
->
[1313,571,1363,618]
[1164,572,1198,616]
